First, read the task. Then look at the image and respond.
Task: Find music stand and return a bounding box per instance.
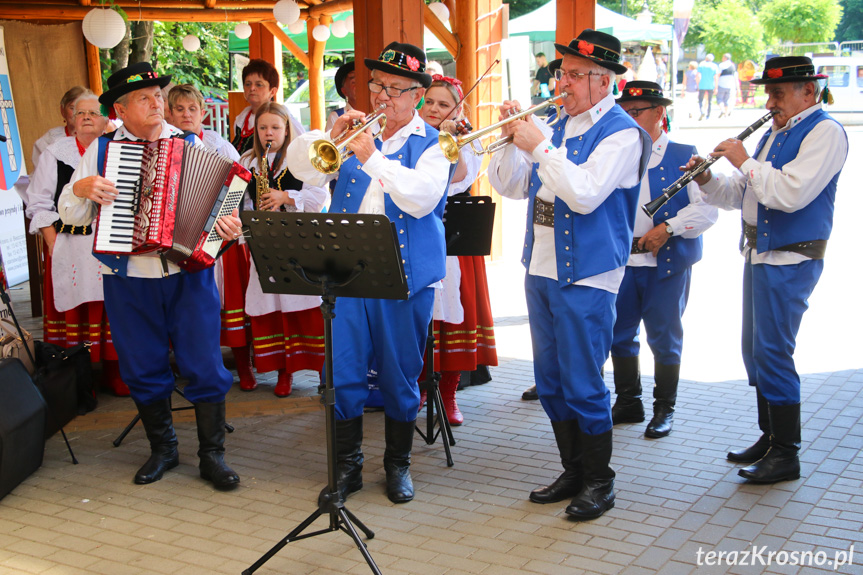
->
[241,211,408,575]
[416,196,496,466]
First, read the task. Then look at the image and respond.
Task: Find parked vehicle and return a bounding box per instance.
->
[812,56,863,113]
[284,69,345,129]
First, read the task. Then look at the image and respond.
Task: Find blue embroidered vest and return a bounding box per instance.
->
[329,124,450,296]
[523,105,650,285]
[647,141,704,278]
[748,109,845,253]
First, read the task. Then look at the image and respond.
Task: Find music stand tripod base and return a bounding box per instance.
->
[241,211,408,575]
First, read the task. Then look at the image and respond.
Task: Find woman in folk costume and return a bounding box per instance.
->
[418,75,498,425]
[237,102,328,396]
[25,90,128,395]
[31,86,85,171]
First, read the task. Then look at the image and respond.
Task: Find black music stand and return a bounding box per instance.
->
[241,211,408,575]
[416,196,496,467]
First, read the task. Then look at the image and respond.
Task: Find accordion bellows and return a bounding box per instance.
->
[93,138,251,273]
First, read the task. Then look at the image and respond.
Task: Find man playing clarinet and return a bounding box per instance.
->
[58,62,245,490]
[287,42,451,504]
[686,56,847,483]
[610,81,717,438]
[489,29,649,521]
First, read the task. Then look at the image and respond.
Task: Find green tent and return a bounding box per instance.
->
[508,2,671,44]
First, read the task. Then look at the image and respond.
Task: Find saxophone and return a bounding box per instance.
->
[255,142,272,210]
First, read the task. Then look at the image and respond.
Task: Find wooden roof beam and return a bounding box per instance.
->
[261,21,310,68]
[0,5,278,21]
[423,2,458,57]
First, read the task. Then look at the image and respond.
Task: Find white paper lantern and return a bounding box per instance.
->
[234,22,252,40]
[345,15,355,34]
[331,20,348,38]
[182,34,201,52]
[273,0,301,26]
[312,24,330,42]
[82,7,127,49]
[429,1,450,22]
[287,20,305,35]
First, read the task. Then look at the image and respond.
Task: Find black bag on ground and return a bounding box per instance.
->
[0,358,47,501]
[33,341,97,437]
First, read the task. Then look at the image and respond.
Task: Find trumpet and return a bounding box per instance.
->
[642,110,776,218]
[310,103,388,174]
[438,92,567,164]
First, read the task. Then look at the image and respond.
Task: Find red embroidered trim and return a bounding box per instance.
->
[75,138,87,156]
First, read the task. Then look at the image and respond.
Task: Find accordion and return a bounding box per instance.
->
[93,138,251,273]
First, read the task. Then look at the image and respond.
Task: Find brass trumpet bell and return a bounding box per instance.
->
[310,104,388,174]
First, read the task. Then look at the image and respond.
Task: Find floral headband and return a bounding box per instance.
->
[431,74,464,100]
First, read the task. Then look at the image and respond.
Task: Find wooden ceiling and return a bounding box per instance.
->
[0,0,353,23]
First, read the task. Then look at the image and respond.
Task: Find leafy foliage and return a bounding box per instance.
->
[151,22,233,99]
[505,0,550,19]
[689,0,765,63]
[759,0,843,44]
[835,0,863,42]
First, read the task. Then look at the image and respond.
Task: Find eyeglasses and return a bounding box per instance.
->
[623,105,658,118]
[368,81,417,98]
[553,69,602,83]
[75,110,103,119]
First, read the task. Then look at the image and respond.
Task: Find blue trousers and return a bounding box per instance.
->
[331,287,434,422]
[611,266,691,365]
[525,274,615,435]
[103,270,233,406]
[742,259,823,405]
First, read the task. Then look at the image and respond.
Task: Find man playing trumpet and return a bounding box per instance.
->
[489,29,649,521]
[685,56,847,484]
[287,42,451,504]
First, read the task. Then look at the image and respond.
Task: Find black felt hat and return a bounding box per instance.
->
[750,56,828,85]
[616,81,672,106]
[364,42,432,88]
[335,61,355,99]
[98,62,171,108]
[555,29,627,75]
[548,58,562,76]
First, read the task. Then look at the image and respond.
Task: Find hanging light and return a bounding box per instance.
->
[345,14,355,34]
[82,7,127,49]
[331,20,348,38]
[287,20,305,35]
[273,0,301,26]
[234,22,252,40]
[429,1,450,22]
[182,34,201,52]
[312,24,331,42]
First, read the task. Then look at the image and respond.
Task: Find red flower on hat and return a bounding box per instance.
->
[767,68,783,78]
[629,88,643,96]
[578,40,595,56]
[406,55,420,72]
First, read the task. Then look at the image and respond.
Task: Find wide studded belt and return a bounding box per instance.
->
[743,222,826,259]
[533,198,554,228]
[631,237,650,254]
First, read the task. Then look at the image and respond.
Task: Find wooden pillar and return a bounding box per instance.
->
[557,0,596,48]
[85,40,102,95]
[306,17,326,130]
[351,0,424,114]
[248,22,284,102]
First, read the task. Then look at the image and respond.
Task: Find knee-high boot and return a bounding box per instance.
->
[232,346,257,391]
[727,388,771,463]
[133,398,179,484]
[439,371,463,426]
[529,419,583,504]
[384,416,415,503]
[565,430,615,520]
[739,403,801,483]
[195,401,240,490]
[611,356,644,424]
[645,363,679,438]
[334,416,364,501]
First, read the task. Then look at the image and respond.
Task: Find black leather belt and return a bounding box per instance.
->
[53,220,93,235]
[533,198,554,228]
[631,237,650,254]
[742,222,826,259]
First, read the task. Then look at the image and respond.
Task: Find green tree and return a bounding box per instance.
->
[505,0,549,19]
[836,0,863,42]
[690,0,765,63]
[151,22,233,99]
[759,0,843,44]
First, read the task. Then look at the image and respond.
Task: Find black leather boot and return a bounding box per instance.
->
[611,356,644,424]
[565,430,615,521]
[728,389,770,463]
[195,402,240,490]
[334,416,364,502]
[739,403,801,483]
[530,419,583,503]
[645,363,679,438]
[133,398,179,484]
[384,416,415,503]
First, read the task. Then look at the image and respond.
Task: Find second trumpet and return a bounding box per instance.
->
[310,103,387,174]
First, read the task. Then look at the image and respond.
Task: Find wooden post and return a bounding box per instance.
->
[248,22,284,102]
[84,39,102,95]
[557,0,596,47]
[306,17,326,130]
[351,0,424,114]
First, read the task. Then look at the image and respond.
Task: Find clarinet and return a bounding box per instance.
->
[642,110,777,218]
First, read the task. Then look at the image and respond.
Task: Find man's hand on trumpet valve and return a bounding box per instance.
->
[497,100,521,137]
[346,126,376,164]
[330,109,367,140]
[682,155,713,187]
[214,208,243,242]
[709,137,750,170]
